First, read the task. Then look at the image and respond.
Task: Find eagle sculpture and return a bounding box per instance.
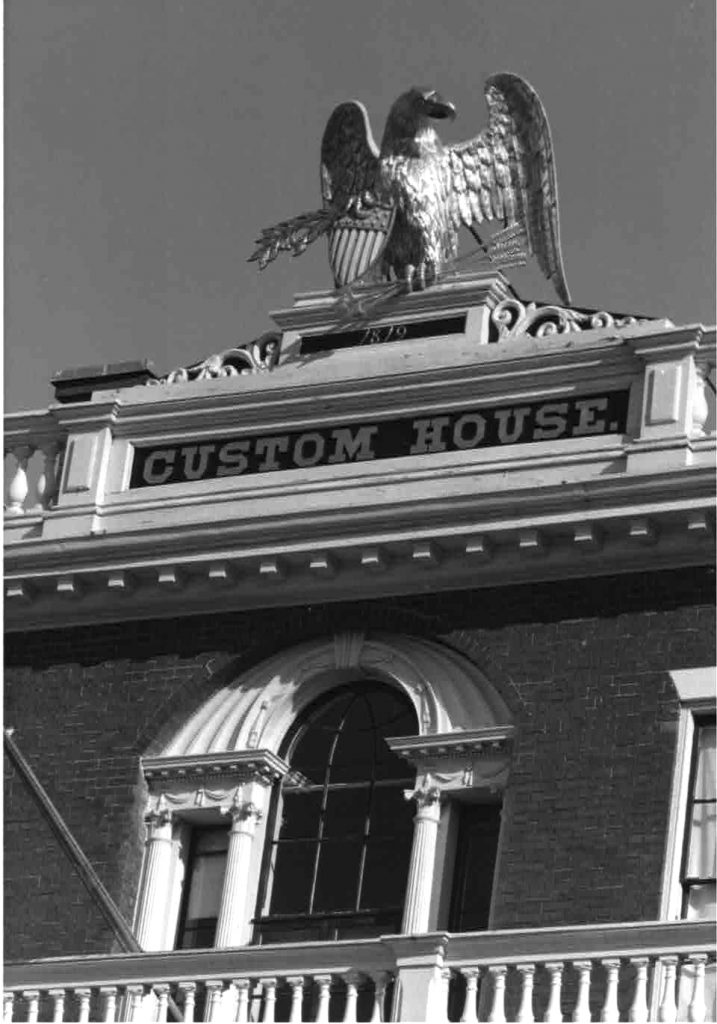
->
[250,74,570,303]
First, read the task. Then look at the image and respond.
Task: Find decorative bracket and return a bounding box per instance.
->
[491,298,663,343]
[147,331,281,385]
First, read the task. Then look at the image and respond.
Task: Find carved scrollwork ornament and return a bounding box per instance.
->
[147,331,281,386]
[491,298,657,343]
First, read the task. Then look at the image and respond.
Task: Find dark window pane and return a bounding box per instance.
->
[261,682,419,938]
[369,785,414,837]
[180,917,219,949]
[279,791,323,839]
[685,881,717,920]
[289,693,352,780]
[330,698,376,782]
[368,688,417,735]
[323,787,370,838]
[269,841,316,914]
[313,840,363,912]
[694,725,716,802]
[177,826,229,950]
[449,804,501,932]
[686,802,717,879]
[359,837,411,910]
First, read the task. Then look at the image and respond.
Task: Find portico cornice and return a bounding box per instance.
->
[4,464,713,632]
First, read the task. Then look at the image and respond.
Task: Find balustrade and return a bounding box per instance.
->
[3,922,714,1022]
[4,412,64,518]
[3,972,391,1023]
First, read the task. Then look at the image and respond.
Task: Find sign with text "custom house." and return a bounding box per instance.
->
[130,391,630,488]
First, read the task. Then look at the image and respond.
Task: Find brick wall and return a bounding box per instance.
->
[4,565,714,960]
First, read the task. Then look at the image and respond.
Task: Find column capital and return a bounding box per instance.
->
[144,806,172,832]
[225,799,264,827]
[404,783,442,811]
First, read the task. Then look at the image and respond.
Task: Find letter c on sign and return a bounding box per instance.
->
[142,449,176,485]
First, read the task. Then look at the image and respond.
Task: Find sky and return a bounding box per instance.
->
[5,0,716,413]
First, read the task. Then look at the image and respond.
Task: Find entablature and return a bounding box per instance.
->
[4,276,715,631]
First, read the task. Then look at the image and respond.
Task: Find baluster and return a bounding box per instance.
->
[627,958,649,1024]
[6,446,32,516]
[22,992,39,1024]
[369,972,390,1024]
[36,441,60,510]
[657,957,678,1024]
[232,979,251,1024]
[440,969,452,1024]
[100,986,118,1024]
[516,964,536,1024]
[178,982,196,1024]
[460,968,480,1024]
[153,984,170,1023]
[600,960,620,1023]
[2,994,13,1024]
[313,976,331,1023]
[48,989,65,1023]
[288,977,304,1024]
[488,965,507,1023]
[261,978,277,1024]
[544,963,564,1024]
[571,962,592,1023]
[342,973,360,1024]
[686,954,708,1024]
[124,985,144,1023]
[204,980,224,1022]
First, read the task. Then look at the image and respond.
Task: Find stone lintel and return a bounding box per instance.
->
[141,749,289,785]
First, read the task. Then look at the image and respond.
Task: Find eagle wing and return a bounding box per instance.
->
[448,73,570,304]
[320,101,394,287]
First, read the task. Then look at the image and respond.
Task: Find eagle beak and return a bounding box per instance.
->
[426,95,456,121]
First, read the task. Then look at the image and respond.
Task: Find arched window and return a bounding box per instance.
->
[254,682,417,944]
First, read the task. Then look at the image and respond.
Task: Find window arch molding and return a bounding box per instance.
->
[157,632,512,760]
[136,633,514,953]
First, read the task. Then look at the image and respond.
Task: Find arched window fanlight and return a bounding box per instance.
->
[254,681,417,944]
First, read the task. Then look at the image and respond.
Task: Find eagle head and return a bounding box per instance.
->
[381,87,457,154]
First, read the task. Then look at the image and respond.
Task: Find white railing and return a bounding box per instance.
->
[3,921,714,1022]
[4,412,65,517]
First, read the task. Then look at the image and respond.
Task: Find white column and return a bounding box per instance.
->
[49,989,65,1023]
[488,966,507,1024]
[134,809,174,950]
[287,977,304,1023]
[687,954,708,1024]
[460,968,479,1024]
[600,960,620,1024]
[657,957,678,1024]
[401,786,442,934]
[214,801,263,948]
[627,958,649,1024]
[370,973,389,1024]
[6,445,32,516]
[22,991,39,1024]
[232,980,251,1024]
[99,986,118,1023]
[203,981,224,1022]
[178,982,196,1023]
[153,984,170,1023]
[36,441,60,510]
[544,963,564,1024]
[343,973,359,1023]
[571,961,592,1023]
[516,964,536,1024]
